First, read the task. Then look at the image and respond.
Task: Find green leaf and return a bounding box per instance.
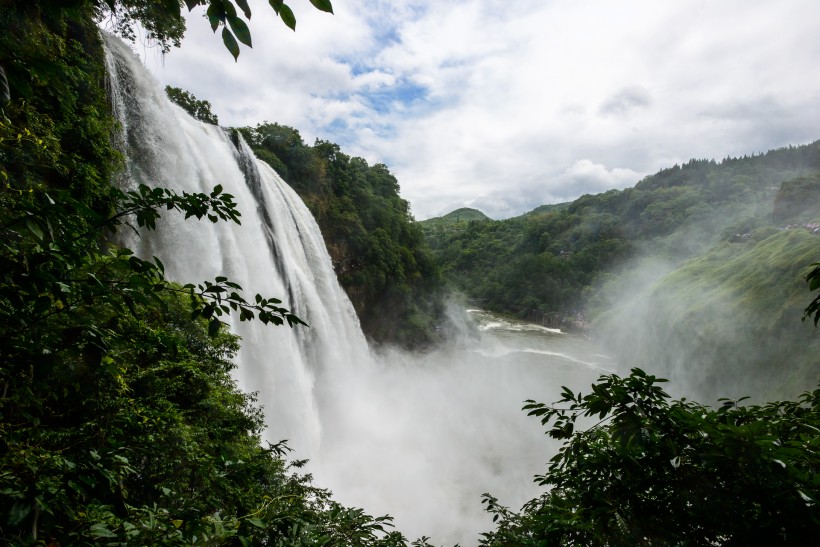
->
[208,318,222,336]
[223,0,237,19]
[90,522,118,538]
[162,0,182,19]
[235,0,252,18]
[207,3,224,32]
[7,501,31,526]
[309,0,334,14]
[26,218,44,241]
[222,27,241,60]
[228,16,252,47]
[269,1,296,30]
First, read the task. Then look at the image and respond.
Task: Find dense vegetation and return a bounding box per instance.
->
[165,85,219,125]
[1,0,818,544]
[239,123,443,348]
[481,369,820,545]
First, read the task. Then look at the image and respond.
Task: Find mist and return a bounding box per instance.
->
[107,30,819,544]
[593,226,820,404]
[305,309,612,544]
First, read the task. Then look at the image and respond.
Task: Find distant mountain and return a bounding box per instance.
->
[442,207,490,221]
[423,207,491,224]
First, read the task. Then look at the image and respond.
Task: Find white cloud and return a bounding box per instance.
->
[137,0,820,219]
[560,160,643,197]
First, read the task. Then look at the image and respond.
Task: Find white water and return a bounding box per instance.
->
[104,35,612,545]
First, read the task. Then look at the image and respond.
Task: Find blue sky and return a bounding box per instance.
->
[129,0,820,219]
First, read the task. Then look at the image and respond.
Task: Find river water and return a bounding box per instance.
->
[310,309,615,545]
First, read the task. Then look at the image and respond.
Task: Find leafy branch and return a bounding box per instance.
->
[803,262,820,325]
[111,182,241,231]
[480,369,820,546]
[1,182,304,340]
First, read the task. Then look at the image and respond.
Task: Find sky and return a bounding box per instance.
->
[123,0,820,220]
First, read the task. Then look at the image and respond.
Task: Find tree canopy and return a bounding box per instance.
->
[94,0,334,58]
[165,85,219,124]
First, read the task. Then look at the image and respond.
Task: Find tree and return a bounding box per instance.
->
[165,85,219,124]
[95,0,334,59]
[804,263,820,325]
[480,368,820,546]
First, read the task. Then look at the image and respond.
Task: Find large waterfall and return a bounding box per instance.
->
[104,34,371,458]
[102,34,609,544]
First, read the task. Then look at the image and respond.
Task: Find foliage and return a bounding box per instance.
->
[773,171,820,223]
[421,212,631,327]
[481,368,820,546]
[165,85,219,124]
[239,123,444,348]
[0,278,404,545]
[803,262,820,326]
[94,0,334,59]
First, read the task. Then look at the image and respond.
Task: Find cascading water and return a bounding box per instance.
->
[102,34,611,544]
[104,33,371,457]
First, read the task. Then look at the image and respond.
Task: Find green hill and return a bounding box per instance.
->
[598,228,820,401]
[423,142,820,398]
[439,207,491,222]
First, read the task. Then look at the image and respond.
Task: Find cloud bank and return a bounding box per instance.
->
[139,0,820,219]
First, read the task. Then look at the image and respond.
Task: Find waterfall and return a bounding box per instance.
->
[101,33,612,545]
[103,34,371,456]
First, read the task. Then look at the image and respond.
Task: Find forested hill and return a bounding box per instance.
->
[423,142,820,320]
[431,207,491,223]
[422,142,820,399]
